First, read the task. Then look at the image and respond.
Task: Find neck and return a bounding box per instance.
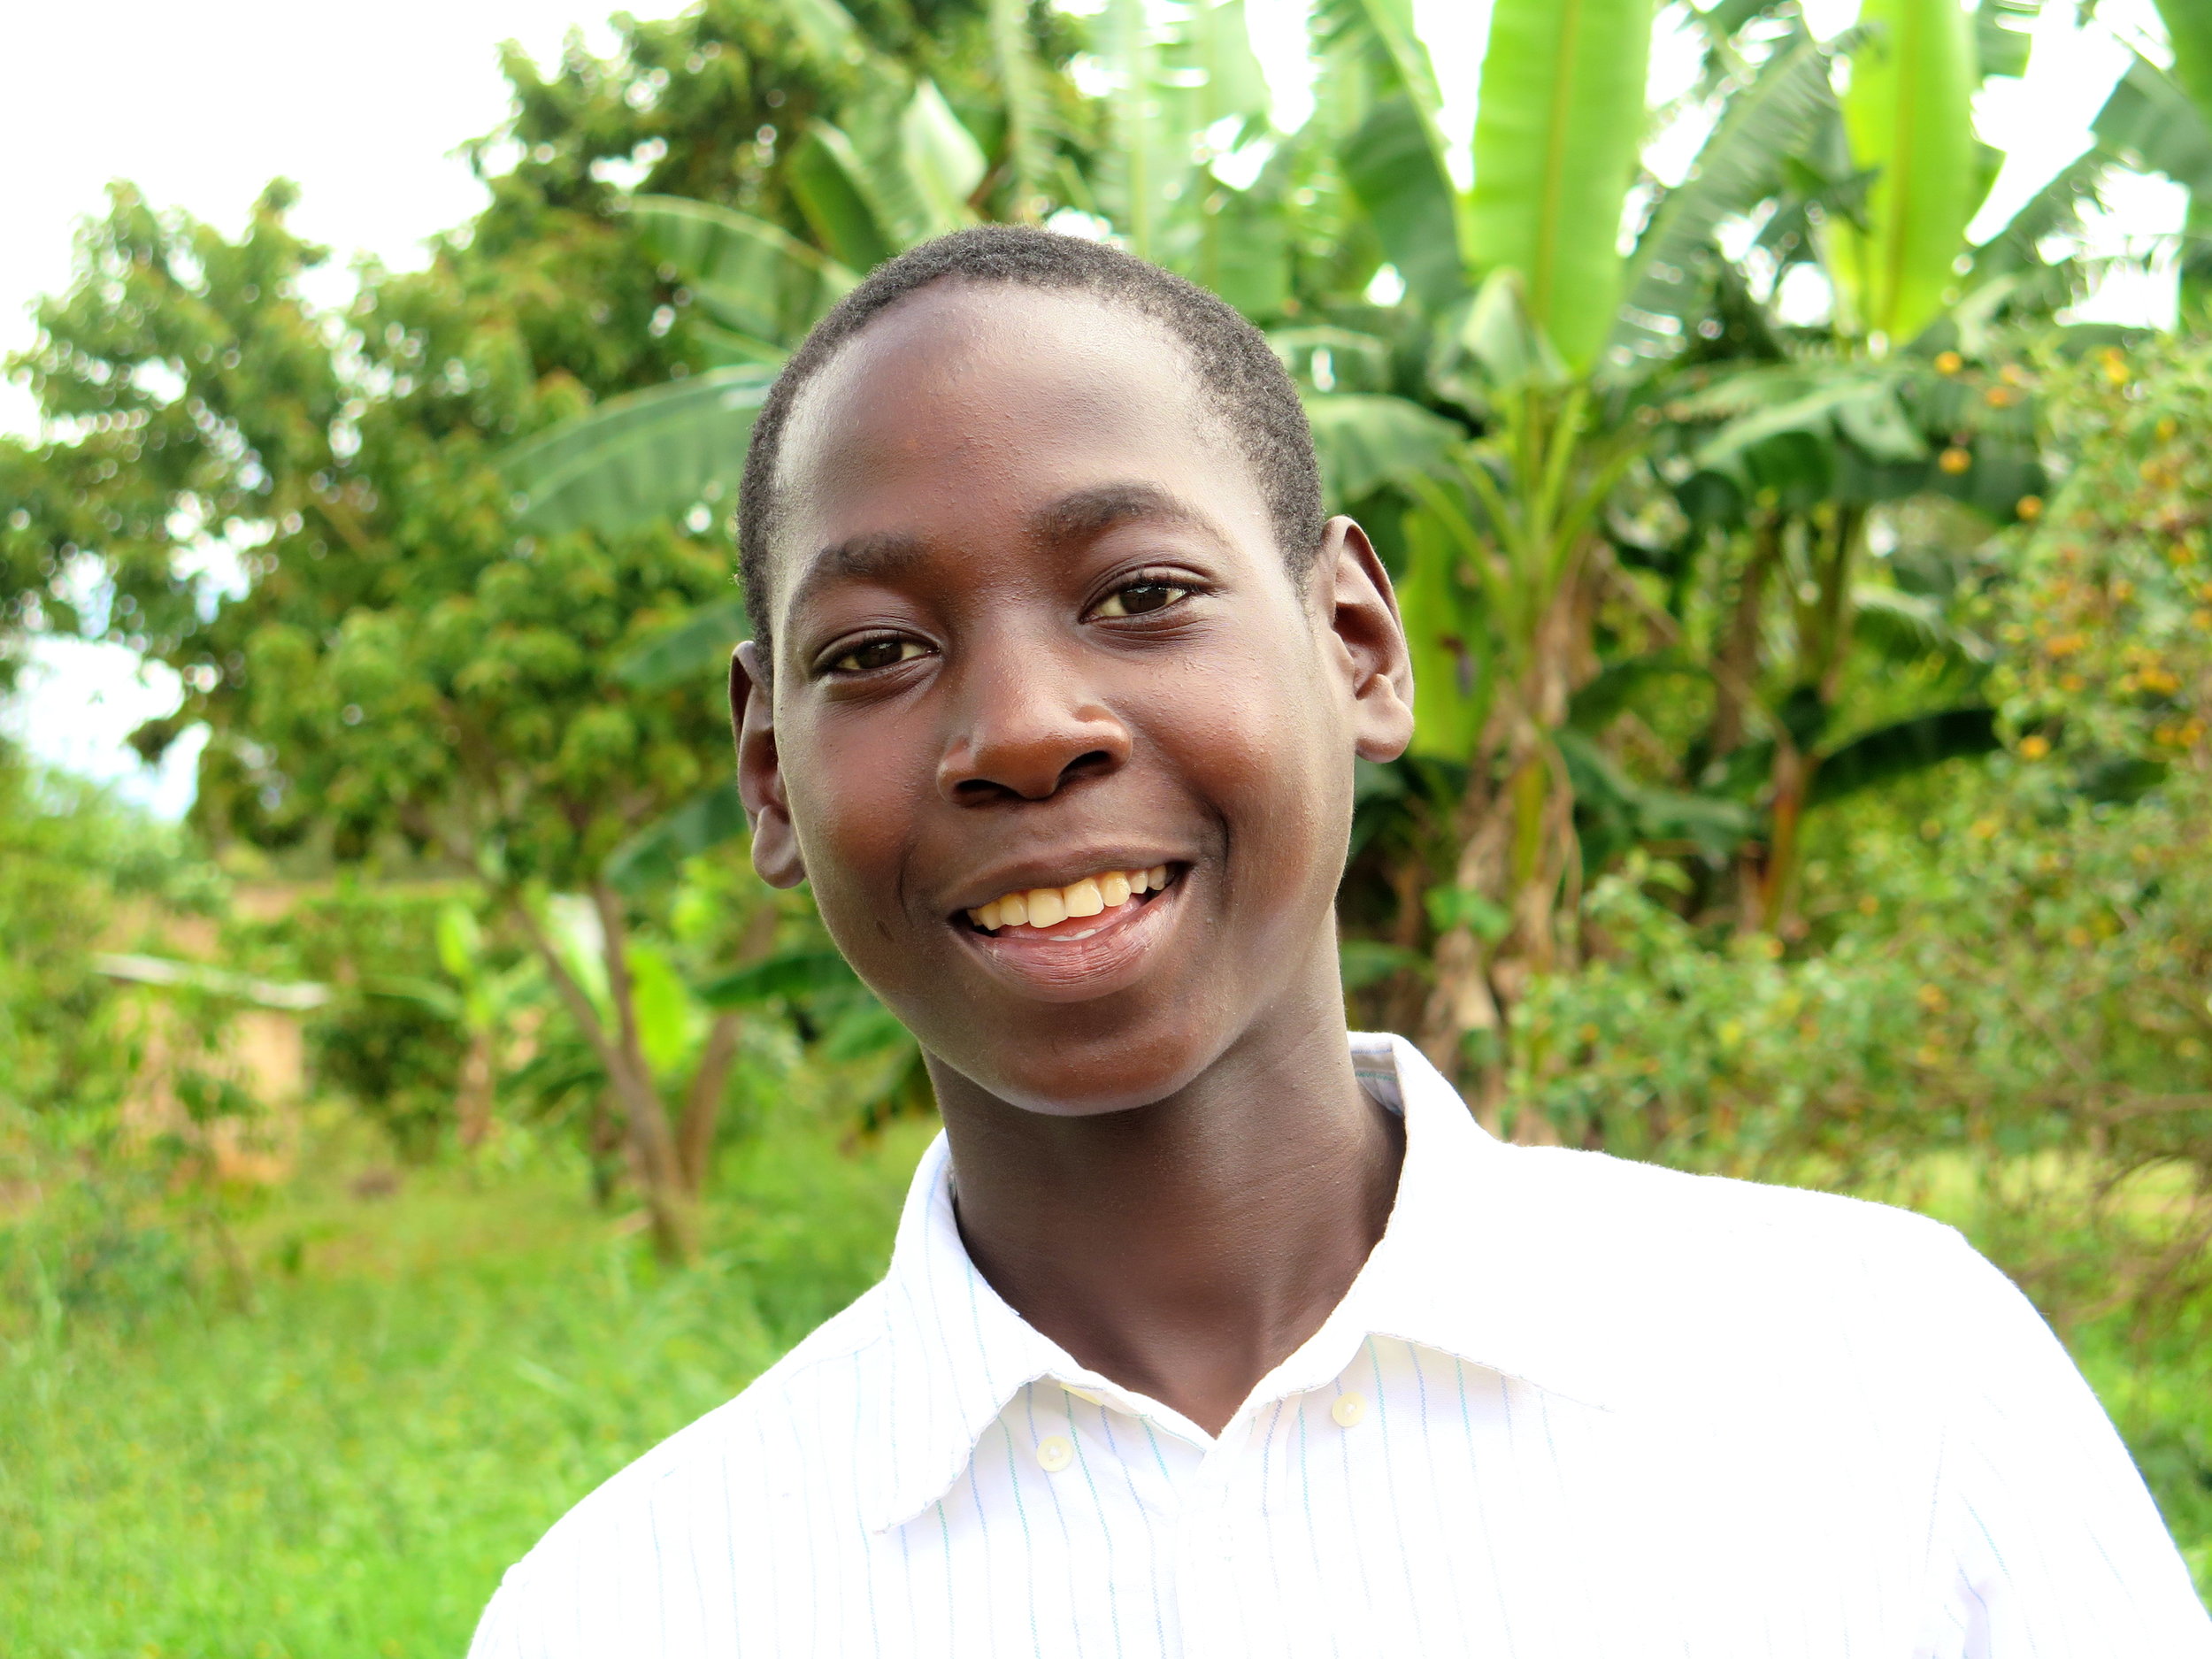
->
[929,985,1402,1437]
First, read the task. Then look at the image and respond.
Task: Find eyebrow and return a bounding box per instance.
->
[783,529,932,622]
[1025,482,1217,545]
[782,483,1224,623]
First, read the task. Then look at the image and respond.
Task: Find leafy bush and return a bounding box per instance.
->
[1497,326,2212,1338]
[0,748,223,1125]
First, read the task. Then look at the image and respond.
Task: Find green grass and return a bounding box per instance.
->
[2077,1317,2212,1601]
[0,1119,933,1659]
[2,1123,2206,1657]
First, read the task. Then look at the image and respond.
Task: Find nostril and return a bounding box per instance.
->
[945,744,1122,805]
[1059,749,1116,787]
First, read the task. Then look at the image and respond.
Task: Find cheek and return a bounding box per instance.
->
[1156,636,1348,902]
[780,710,933,964]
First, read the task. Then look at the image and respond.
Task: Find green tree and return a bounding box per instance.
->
[0,1,1073,1258]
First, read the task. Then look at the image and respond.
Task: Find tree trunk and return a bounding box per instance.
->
[677,1011,743,1197]
[1755,741,1814,935]
[1749,506,1861,938]
[455,1027,495,1149]
[587,1087,622,1210]
[1418,780,1511,1132]
[508,887,698,1263]
[1714,512,1783,933]
[1416,573,1588,1143]
[590,881,698,1263]
[1709,511,1781,760]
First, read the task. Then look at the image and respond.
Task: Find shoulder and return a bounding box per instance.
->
[1503,1140,1966,1271]
[476,1285,893,1641]
[1490,1142,2000,1389]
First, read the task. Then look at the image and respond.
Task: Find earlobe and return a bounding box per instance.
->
[732,641,808,889]
[1317,518,1417,764]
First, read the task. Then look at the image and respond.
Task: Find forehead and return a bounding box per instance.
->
[765,282,1269,618]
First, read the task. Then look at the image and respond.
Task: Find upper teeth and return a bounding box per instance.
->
[969,866,1171,932]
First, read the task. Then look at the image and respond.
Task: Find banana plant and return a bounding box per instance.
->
[1640,0,2128,934]
[1303,0,2097,1098]
[2096,3,2212,317]
[1306,0,1907,1097]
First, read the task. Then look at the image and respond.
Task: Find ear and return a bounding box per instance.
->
[732,641,808,888]
[1312,517,1416,764]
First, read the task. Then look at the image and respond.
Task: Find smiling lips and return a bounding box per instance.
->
[967,865,1175,933]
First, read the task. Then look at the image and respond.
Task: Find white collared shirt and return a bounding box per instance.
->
[470,1034,2209,1657]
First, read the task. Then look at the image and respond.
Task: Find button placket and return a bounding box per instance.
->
[1172,1409,1260,1658]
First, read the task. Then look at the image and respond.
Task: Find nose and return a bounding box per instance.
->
[935,645,1133,806]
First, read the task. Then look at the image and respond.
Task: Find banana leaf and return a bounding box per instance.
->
[614,593,753,692]
[1302,393,1463,505]
[1096,0,1168,257]
[1806,706,1999,808]
[788,123,902,271]
[1340,0,1448,134]
[1975,0,2040,83]
[1850,586,1988,666]
[625,196,857,343]
[2093,54,2212,199]
[1832,382,1927,462]
[697,948,861,1008]
[604,781,750,892]
[896,81,989,238]
[1686,368,1896,468]
[1567,650,1708,732]
[1833,0,1980,343]
[1341,95,1468,311]
[1468,0,1656,370]
[1396,505,1487,763]
[1609,28,1845,368]
[2154,0,2212,135]
[1557,729,1757,864]
[1189,173,1293,319]
[1327,0,1469,288]
[695,323,792,368]
[1971,150,2108,280]
[502,366,775,535]
[988,0,1054,205]
[1161,0,1273,134]
[780,0,868,71]
[1454,268,1571,391]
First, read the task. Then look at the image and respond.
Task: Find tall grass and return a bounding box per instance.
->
[0,1119,933,1658]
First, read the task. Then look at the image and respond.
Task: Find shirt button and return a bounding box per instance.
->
[1330,1391,1368,1429]
[1036,1434,1075,1472]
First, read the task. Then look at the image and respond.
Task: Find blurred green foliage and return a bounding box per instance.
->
[0,1115,933,1657]
[0,753,223,1125]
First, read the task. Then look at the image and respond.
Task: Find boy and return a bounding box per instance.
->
[470,228,2209,1656]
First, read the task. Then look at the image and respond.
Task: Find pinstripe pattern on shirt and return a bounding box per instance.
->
[470,1035,2211,1658]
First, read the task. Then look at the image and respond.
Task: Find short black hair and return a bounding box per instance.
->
[736,225,1325,658]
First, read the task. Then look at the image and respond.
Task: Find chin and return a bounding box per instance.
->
[920,1010,1238,1118]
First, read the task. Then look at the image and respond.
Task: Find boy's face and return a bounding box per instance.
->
[734,283,1413,1116]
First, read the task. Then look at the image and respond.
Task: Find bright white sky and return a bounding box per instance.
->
[0,0,2185,817]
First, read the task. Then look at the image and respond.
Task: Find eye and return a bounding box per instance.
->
[1094,580,1191,619]
[825,635,930,674]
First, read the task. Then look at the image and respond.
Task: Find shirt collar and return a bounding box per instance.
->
[860,1032,1618,1532]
